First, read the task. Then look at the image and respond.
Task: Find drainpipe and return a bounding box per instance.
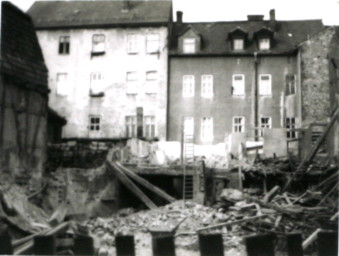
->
[254,52,259,141]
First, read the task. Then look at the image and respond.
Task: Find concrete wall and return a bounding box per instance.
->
[168,55,298,144]
[36,26,168,140]
[0,78,47,187]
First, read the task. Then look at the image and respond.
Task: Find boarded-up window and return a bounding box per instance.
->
[259,74,272,95]
[183,75,195,97]
[125,116,137,138]
[201,75,213,98]
[232,74,245,95]
[92,34,105,53]
[144,116,155,138]
[201,117,213,141]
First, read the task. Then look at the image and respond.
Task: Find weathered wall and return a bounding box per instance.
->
[36,26,168,140]
[299,28,336,128]
[0,78,47,188]
[168,55,298,144]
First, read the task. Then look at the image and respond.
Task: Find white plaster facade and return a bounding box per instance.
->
[37,27,168,140]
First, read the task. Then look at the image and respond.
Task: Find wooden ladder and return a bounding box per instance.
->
[183,133,195,200]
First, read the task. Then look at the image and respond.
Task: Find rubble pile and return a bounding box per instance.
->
[85,200,245,256]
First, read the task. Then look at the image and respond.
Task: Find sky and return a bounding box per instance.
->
[5,0,339,25]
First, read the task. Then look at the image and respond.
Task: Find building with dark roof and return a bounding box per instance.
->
[1,1,49,186]
[28,0,173,141]
[168,10,325,155]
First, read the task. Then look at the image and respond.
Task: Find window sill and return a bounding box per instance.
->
[91,51,105,57]
[127,52,139,55]
[90,92,105,97]
[232,94,246,97]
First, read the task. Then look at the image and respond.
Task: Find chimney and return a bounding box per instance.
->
[122,0,130,12]
[269,9,275,21]
[176,11,183,24]
[247,15,264,21]
[269,9,277,30]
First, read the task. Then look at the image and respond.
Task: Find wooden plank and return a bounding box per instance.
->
[302,228,322,249]
[114,161,175,203]
[263,185,280,203]
[107,162,157,209]
[283,108,339,192]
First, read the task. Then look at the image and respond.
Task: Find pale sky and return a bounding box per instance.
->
[5,0,339,25]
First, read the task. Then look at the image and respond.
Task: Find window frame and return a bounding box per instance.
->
[125,116,137,138]
[90,72,104,95]
[260,116,272,137]
[259,74,272,95]
[126,71,138,94]
[286,117,296,139]
[182,75,195,97]
[89,115,101,132]
[92,34,105,53]
[233,116,245,133]
[232,74,245,96]
[233,38,244,50]
[183,38,196,53]
[286,74,296,95]
[144,116,156,138]
[146,33,160,53]
[127,34,139,54]
[183,117,194,136]
[145,71,158,94]
[58,36,70,55]
[201,74,213,98]
[201,117,213,142]
[259,38,270,50]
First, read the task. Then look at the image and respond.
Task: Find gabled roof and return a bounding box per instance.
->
[1,2,48,93]
[170,19,325,55]
[27,0,173,29]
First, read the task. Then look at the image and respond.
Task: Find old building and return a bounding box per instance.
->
[28,0,172,141]
[0,2,49,186]
[168,10,325,149]
[298,26,339,159]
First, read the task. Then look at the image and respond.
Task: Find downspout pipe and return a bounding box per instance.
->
[254,52,259,141]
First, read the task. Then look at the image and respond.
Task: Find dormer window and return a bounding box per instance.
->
[259,38,270,50]
[233,39,244,50]
[183,38,196,53]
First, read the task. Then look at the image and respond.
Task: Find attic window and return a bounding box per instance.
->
[233,38,244,50]
[59,36,70,55]
[259,38,270,50]
[183,38,196,53]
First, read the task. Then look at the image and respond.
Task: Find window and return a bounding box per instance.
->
[145,71,158,94]
[259,74,272,95]
[146,34,160,53]
[233,38,244,50]
[90,72,104,95]
[92,34,105,53]
[233,117,245,133]
[89,116,100,131]
[126,72,138,94]
[201,117,213,141]
[125,116,137,138]
[286,117,296,138]
[56,73,68,95]
[144,116,156,138]
[182,75,195,97]
[183,38,196,53]
[260,117,271,137]
[232,74,245,96]
[259,38,270,50]
[59,36,70,55]
[285,74,296,95]
[127,34,139,53]
[201,75,213,98]
[184,117,194,135]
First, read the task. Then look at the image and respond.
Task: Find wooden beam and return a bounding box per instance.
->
[114,161,175,203]
[107,162,157,209]
[283,108,339,192]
